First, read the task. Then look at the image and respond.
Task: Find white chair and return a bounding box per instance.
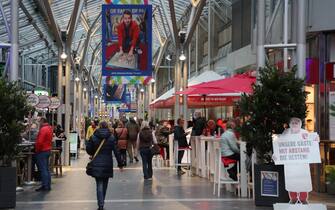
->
[213,149,240,197]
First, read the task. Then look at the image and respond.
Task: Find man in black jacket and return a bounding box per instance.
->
[174,118,190,175]
[191,112,206,136]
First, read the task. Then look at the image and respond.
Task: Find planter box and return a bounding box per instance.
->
[254,164,289,206]
[0,167,16,209]
[327,183,335,195]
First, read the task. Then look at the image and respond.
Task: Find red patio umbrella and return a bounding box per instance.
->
[177,74,255,95]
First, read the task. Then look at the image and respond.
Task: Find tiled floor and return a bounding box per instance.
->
[15,152,334,210]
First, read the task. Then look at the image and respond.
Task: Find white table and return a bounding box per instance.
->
[191,136,248,197]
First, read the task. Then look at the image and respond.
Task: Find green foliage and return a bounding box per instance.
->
[239,65,307,163]
[326,166,335,184]
[330,104,335,117]
[0,78,32,166]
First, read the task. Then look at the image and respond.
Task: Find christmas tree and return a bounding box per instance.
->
[239,65,307,163]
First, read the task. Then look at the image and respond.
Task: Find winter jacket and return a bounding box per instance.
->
[174,125,189,147]
[192,117,206,136]
[220,129,240,157]
[86,128,123,178]
[156,125,171,145]
[117,20,140,50]
[35,123,53,153]
[136,127,158,150]
[86,125,96,140]
[126,121,139,142]
[115,127,128,140]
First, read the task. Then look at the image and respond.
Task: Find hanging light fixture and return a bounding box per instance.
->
[60,52,67,60]
[179,51,186,61]
[166,54,172,61]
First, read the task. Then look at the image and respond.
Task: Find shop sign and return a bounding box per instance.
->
[36,95,51,109]
[49,97,61,109]
[329,91,335,139]
[272,133,320,164]
[326,62,335,81]
[27,94,39,107]
[34,89,49,96]
[260,171,279,197]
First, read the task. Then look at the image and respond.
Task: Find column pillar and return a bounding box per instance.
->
[297,0,306,79]
[64,52,71,166]
[256,0,266,71]
[57,50,63,126]
[9,0,19,81]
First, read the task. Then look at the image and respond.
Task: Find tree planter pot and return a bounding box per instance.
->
[254,164,289,206]
[0,167,16,209]
[327,183,335,195]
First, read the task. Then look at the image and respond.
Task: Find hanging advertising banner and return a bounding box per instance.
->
[119,85,137,112]
[104,84,126,102]
[102,4,152,76]
[105,0,149,4]
[104,75,151,85]
[330,91,335,139]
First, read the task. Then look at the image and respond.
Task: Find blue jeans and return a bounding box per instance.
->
[36,151,51,189]
[95,177,109,208]
[140,148,153,179]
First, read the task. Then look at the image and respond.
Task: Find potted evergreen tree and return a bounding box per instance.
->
[239,65,307,206]
[0,78,31,209]
[325,166,335,194]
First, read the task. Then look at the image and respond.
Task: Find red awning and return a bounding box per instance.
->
[176,74,256,95]
[151,73,256,109]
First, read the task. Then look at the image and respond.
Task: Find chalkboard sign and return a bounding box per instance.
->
[261,171,279,197]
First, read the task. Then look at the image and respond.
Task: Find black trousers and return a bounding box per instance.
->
[224,153,240,181]
[177,150,185,171]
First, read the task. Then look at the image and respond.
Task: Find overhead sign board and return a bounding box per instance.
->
[36,95,51,109]
[49,97,61,109]
[27,94,39,107]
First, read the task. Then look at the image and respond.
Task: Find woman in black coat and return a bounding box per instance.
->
[86,121,123,210]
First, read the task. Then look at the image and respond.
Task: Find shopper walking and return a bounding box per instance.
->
[126,117,140,163]
[86,119,99,141]
[115,121,128,166]
[35,117,53,191]
[86,121,123,210]
[136,121,157,180]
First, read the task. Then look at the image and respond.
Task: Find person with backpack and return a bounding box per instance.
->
[136,121,157,180]
[114,121,128,166]
[86,121,123,210]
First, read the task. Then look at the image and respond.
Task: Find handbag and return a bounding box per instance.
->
[150,144,161,156]
[86,139,105,176]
